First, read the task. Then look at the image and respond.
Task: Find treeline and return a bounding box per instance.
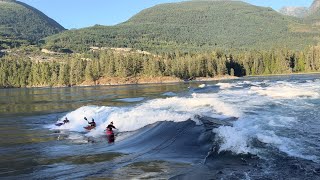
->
[1,46,320,88]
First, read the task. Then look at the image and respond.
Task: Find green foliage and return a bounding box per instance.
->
[1,46,320,88]
[1,1,320,89]
[44,1,318,53]
[0,0,64,44]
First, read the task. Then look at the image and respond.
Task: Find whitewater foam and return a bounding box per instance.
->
[51,77,320,163]
[198,84,206,88]
[214,126,255,154]
[54,93,240,138]
[217,83,234,89]
[250,84,319,99]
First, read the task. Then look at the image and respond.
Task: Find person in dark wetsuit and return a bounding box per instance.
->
[106,121,116,143]
[63,117,69,124]
[55,117,69,126]
[88,119,96,127]
[107,121,116,131]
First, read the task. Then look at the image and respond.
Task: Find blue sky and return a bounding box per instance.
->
[19,0,314,29]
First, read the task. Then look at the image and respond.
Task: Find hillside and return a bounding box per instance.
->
[2,1,320,88]
[0,0,65,47]
[43,1,318,53]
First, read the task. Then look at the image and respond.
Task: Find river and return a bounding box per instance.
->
[1,74,320,179]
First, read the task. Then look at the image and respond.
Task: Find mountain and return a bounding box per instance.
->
[306,0,320,23]
[279,6,308,18]
[0,0,65,43]
[278,0,320,22]
[43,1,318,53]
[310,0,320,14]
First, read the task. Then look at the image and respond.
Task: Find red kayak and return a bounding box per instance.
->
[84,126,95,131]
[106,129,114,135]
[106,129,115,143]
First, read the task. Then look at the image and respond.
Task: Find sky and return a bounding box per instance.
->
[19,0,314,29]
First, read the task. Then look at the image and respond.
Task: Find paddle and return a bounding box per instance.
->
[83,117,89,123]
[83,117,90,128]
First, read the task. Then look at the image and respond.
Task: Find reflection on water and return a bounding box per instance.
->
[0,82,199,178]
[109,161,190,179]
[37,152,123,165]
[0,83,192,116]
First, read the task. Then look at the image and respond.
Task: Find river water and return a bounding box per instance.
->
[1,75,320,179]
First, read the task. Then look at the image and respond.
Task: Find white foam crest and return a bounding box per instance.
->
[256,132,318,162]
[88,107,193,137]
[218,88,270,109]
[198,84,206,88]
[250,84,319,99]
[213,125,256,154]
[213,119,291,155]
[54,93,239,137]
[278,139,319,162]
[256,131,283,145]
[213,113,318,162]
[191,93,241,117]
[53,106,117,133]
[217,83,234,89]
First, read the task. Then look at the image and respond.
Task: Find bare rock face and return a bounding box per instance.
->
[310,0,320,14]
[279,6,308,17]
[279,0,320,18]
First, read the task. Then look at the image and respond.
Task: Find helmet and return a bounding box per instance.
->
[111,121,113,124]
[84,117,87,120]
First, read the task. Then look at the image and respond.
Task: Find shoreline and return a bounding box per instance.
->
[3,72,320,89]
[0,76,238,89]
[71,75,239,88]
[247,72,320,78]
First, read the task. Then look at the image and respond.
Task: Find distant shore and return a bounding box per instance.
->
[247,72,320,78]
[76,75,239,87]
[15,75,238,89]
[4,72,320,89]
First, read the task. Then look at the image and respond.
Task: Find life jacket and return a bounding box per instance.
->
[106,129,113,135]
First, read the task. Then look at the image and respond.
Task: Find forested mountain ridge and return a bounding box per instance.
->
[0,0,65,48]
[1,0,320,88]
[43,1,318,53]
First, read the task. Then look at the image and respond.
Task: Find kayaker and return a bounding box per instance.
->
[88,118,96,127]
[106,121,116,143]
[107,121,116,131]
[63,117,69,124]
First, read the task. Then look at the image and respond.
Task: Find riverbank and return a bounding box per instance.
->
[77,75,238,87]
[5,72,320,89]
[0,75,238,89]
[247,72,320,78]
